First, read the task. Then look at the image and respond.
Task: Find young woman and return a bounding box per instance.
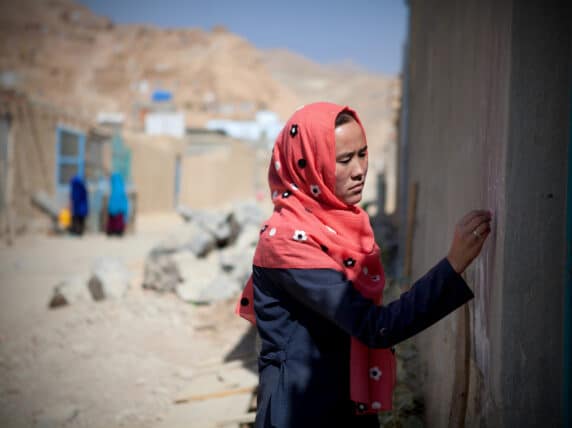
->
[237,102,491,427]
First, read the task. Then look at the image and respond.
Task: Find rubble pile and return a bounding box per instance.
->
[142,202,264,304]
[47,201,264,309]
[49,256,131,308]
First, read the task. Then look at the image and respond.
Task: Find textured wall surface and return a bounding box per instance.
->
[402,0,570,426]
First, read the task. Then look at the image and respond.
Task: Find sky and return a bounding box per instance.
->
[77,0,409,75]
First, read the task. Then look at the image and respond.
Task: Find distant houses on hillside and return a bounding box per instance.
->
[206,110,284,148]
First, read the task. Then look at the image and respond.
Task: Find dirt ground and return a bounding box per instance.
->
[0,213,252,428]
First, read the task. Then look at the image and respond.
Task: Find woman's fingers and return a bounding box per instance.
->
[464,212,492,239]
[473,222,491,239]
[460,210,491,226]
[448,209,493,273]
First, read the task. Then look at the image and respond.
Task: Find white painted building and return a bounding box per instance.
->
[206,111,284,147]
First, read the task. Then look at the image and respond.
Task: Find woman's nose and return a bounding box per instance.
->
[351,159,366,179]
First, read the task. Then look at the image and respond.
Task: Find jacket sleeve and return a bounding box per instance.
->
[253,258,474,348]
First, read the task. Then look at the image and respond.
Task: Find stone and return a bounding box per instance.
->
[48,274,91,308]
[185,225,217,257]
[232,200,264,228]
[143,250,180,293]
[174,252,219,303]
[88,257,130,300]
[235,224,261,249]
[193,209,240,247]
[176,204,195,222]
[218,246,254,285]
[197,273,241,303]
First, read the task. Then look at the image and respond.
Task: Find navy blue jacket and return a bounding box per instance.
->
[252,258,474,428]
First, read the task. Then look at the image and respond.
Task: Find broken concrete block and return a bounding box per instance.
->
[176,204,195,222]
[88,257,130,300]
[193,209,240,247]
[235,224,260,249]
[142,250,180,293]
[199,273,241,303]
[174,252,220,303]
[218,245,254,285]
[185,225,217,257]
[232,200,264,228]
[49,274,91,308]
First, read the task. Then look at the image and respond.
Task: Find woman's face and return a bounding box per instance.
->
[334,118,368,205]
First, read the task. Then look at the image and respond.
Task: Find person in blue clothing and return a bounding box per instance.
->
[106,172,128,236]
[236,102,492,427]
[69,175,89,235]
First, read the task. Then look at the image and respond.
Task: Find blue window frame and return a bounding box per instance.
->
[56,126,85,190]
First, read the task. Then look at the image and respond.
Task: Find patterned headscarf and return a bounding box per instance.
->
[236,102,396,413]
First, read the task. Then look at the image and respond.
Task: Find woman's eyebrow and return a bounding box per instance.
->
[336,145,368,159]
[336,151,355,159]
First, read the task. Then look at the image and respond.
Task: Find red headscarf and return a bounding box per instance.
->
[236,102,396,413]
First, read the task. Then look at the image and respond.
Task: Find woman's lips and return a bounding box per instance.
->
[349,184,364,193]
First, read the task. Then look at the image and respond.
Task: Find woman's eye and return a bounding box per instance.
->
[338,158,351,164]
[358,150,368,158]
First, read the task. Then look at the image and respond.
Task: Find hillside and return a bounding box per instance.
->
[0,0,398,134]
[0,0,300,126]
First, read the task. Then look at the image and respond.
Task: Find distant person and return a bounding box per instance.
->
[236,102,492,427]
[106,172,128,236]
[69,175,88,236]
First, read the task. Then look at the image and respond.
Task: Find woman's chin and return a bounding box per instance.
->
[344,193,362,206]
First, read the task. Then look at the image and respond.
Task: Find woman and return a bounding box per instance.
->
[237,102,491,427]
[69,175,88,235]
[107,172,128,236]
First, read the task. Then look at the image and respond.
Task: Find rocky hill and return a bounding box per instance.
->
[0,0,399,139]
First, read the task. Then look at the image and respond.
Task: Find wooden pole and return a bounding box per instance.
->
[403,181,419,279]
[174,385,256,404]
[4,112,15,245]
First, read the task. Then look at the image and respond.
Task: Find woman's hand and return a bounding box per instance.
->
[447,210,492,274]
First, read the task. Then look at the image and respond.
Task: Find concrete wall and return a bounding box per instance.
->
[0,91,95,234]
[125,132,183,214]
[402,1,571,426]
[179,139,269,210]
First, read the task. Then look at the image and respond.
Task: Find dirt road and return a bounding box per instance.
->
[0,213,252,428]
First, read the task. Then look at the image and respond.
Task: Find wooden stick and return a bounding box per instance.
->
[174,385,256,404]
[4,113,15,245]
[403,181,419,279]
[216,412,256,427]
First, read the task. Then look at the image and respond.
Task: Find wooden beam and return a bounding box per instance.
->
[403,181,419,279]
[174,385,256,404]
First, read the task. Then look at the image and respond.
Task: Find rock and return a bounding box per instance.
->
[186,224,217,257]
[174,252,219,303]
[193,209,240,247]
[232,200,264,228]
[197,273,241,302]
[176,204,194,222]
[48,274,91,308]
[218,223,258,283]
[219,245,255,285]
[143,250,180,292]
[88,257,130,300]
[235,224,261,249]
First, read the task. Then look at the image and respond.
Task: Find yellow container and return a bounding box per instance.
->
[58,208,71,229]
